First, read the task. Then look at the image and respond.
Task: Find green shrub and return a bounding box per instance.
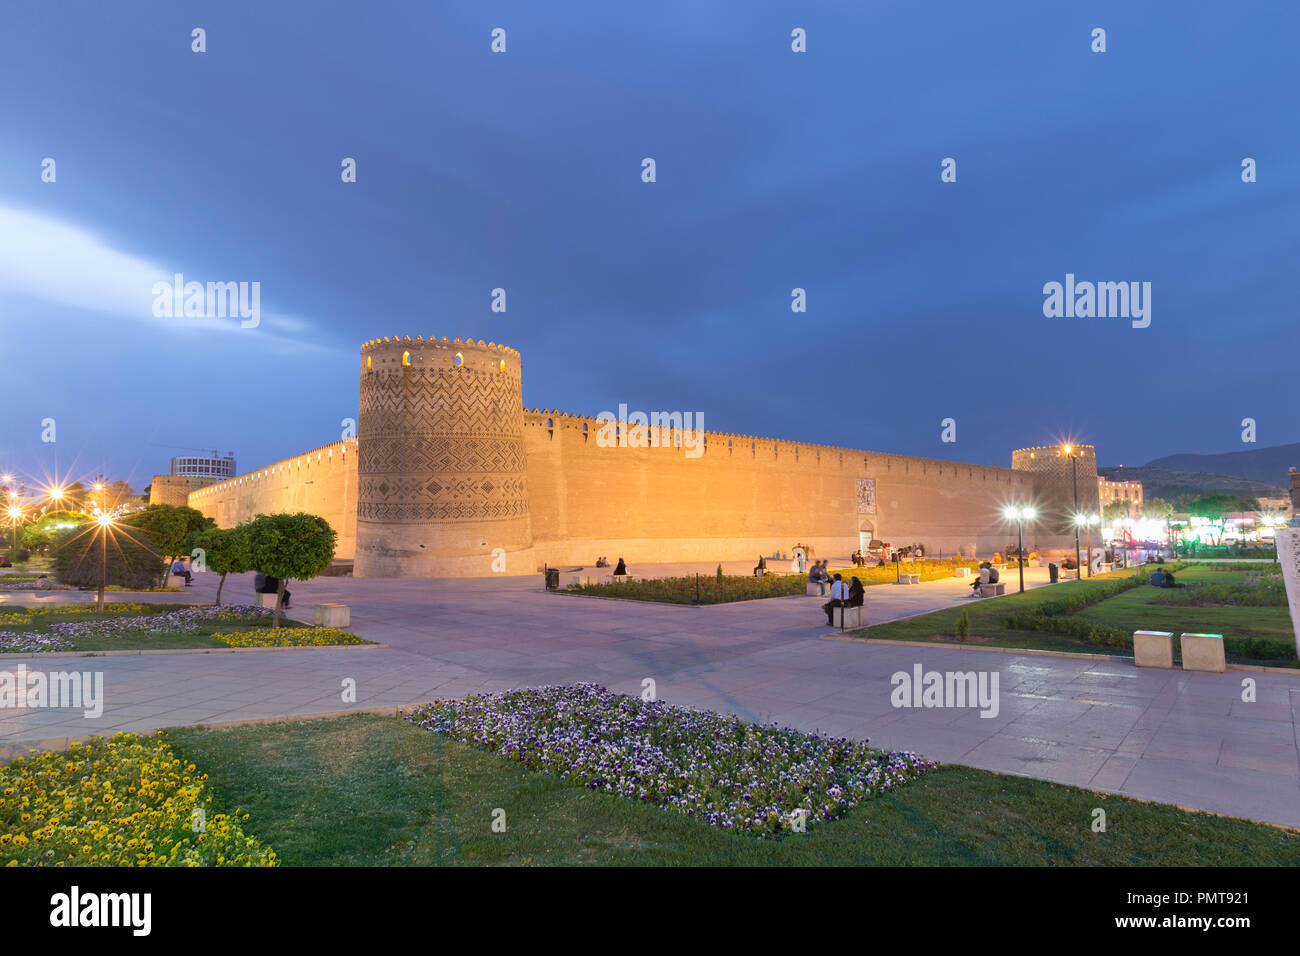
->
[955,609,970,641]
[52,526,164,590]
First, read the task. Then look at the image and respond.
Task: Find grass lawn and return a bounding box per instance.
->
[851,565,1297,666]
[163,714,1300,866]
[0,603,366,653]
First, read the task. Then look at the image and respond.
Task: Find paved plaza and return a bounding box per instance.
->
[2,565,1298,829]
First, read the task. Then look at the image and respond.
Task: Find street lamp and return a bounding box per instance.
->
[1003,505,1037,593]
[1075,512,1100,576]
[1062,445,1081,574]
[96,513,114,611]
[6,506,21,555]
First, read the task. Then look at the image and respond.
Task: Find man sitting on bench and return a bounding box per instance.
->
[823,574,849,625]
[170,558,193,586]
[254,572,291,608]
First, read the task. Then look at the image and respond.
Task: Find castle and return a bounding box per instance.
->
[179,336,1101,577]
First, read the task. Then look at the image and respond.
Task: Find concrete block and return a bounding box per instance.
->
[314,603,350,627]
[1133,630,1174,669]
[165,575,188,588]
[954,567,972,577]
[898,573,919,585]
[1180,633,1226,673]
[805,582,823,596]
[257,592,281,609]
[831,605,868,628]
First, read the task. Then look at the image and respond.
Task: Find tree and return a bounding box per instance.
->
[1142,497,1173,521]
[123,504,215,583]
[244,513,337,627]
[1102,500,1131,524]
[53,525,164,590]
[187,525,252,606]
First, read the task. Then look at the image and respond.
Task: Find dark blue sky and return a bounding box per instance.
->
[2,0,1296,489]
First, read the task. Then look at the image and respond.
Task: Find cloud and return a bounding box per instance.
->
[0,204,317,343]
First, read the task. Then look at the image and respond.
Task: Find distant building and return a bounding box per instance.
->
[148,452,236,506]
[1098,476,1143,517]
[170,455,236,479]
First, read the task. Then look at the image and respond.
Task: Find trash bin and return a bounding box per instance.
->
[544,568,560,591]
[1048,562,1059,583]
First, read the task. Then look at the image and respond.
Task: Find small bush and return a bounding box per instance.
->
[955,609,970,641]
[52,527,163,590]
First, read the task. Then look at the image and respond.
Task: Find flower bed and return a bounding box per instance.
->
[0,732,277,866]
[213,627,366,648]
[0,632,74,653]
[0,605,274,653]
[405,683,936,835]
[41,605,272,643]
[565,574,808,604]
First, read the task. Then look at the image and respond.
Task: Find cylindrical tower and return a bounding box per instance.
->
[354,336,533,577]
[1011,444,1102,548]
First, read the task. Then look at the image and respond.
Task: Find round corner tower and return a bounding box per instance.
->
[354,336,533,577]
[1011,443,1101,545]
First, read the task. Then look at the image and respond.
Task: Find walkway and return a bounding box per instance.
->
[2,567,1297,829]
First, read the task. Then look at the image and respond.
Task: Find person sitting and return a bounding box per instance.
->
[848,576,864,607]
[613,557,628,576]
[1149,570,1166,587]
[254,572,291,608]
[170,558,193,586]
[1161,570,1183,589]
[823,573,849,625]
[808,561,828,596]
[753,555,767,577]
[971,562,992,595]
[986,564,1000,585]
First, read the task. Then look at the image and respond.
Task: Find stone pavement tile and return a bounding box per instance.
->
[1228,700,1294,722]
[1090,753,1140,790]
[1216,738,1300,775]
[1141,730,1224,766]
[1120,757,1300,829]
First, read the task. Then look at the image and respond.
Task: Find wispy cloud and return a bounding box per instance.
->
[0,204,315,342]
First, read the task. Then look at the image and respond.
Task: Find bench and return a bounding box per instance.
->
[314,603,350,627]
[977,582,1006,597]
[954,567,972,578]
[165,574,191,588]
[830,605,868,629]
[1180,633,1225,673]
[1133,630,1174,668]
[256,592,283,609]
[897,573,919,585]
[805,582,824,596]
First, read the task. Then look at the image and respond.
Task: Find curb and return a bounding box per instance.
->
[0,642,386,661]
[820,633,1299,673]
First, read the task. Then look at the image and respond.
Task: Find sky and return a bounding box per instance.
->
[1,0,1297,491]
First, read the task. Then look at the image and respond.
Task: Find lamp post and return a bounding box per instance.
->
[1063,445,1081,574]
[7,506,21,555]
[1004,506,1037,594]
[96,513,113,611]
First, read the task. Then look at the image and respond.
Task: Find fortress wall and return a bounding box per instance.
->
[187,439,358,560]
[520,412,1038,569]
